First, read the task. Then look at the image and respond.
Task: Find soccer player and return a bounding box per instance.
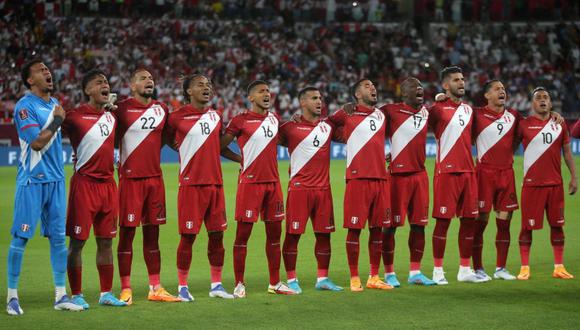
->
[220,80,295,297]
[7,60,83,315]
[115,68,180,303]
[279,86,344,293]
[516,87,577,280]
[380,77,436,287]
[328,79,392,292]
[166,74,239,301]
[429,66,483,284]
[63,69,127,308]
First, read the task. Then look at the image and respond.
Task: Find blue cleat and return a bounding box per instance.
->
[6,298,23,316]
[209,284,234,299]
[315,278,343,291]
[408,273,437,286]
[71,294,90,310]
[54,295,84,311]
[385,274,401,288]
[98,292,128,307]
[177,286,194,302]
[287,279,302,294]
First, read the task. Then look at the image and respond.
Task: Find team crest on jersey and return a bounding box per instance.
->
[351,217,359,224]
[440,207,447,214]
[479,201,485,209]
[529,219,535,227]
[292,221,300,230]
[394,215,401,224]
[186,221,194,229]
[21,224,30,232]
[245,210,253,218]
[128,214,135,222]
[74,226,82,234]
[19,109,29,120]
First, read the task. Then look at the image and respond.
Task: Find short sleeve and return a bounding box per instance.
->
[562,121,570,145]
[571,120,580,139]
[225,114,243,137]
[328,109,347,127]
[13,102,41,144]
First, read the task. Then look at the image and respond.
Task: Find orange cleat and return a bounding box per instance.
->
[517,266,530,280]
[553,265,574,279]
[119,288,133,305]
[366,275,394,290]
[148,287,181,302]
[350,277,364,292]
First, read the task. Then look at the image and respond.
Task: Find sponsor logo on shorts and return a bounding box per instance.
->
[292,222,300,230]
[440,207,447,214]
[128,214,135,222]
[186,221,193,229]
[529,219,535,226]
[74,226,82,234]
[245,210,253,218]
[394,215,401,224]
[506,204,518,208]
[351,216,359,224]
[557,219,564,224]
[19,109,29,120]
[479,201,485,208]
[21,224,30,232]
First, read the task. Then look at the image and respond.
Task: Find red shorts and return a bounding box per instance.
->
[390,171,429,227]
[343,179,391,229]
[119,176,166,227]
[286,188,335,234]
[235,181,285,222]
[178,185,227,234]
[66,174,118,240]
[432,172,478,219]
[477,166,519,213]
[521,185,565,230]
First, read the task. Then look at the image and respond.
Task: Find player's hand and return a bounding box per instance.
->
[385,152,391,163]
[54,105,66,120]
[435,93,447,102]
[550,111,564,125]
[104,103,118,111]
[569,178,577,195]
[343,102,355,115]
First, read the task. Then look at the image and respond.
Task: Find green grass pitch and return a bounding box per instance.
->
[1,157,579,329]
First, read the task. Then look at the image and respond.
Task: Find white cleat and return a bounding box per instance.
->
[457,268,487,283]
[54,295,84,311]
[474,269,492,282]
[432,268,448,285]
[6,298,23,316]
[493,268,517,280]
[209,284,234,299]
[233,282,246,299]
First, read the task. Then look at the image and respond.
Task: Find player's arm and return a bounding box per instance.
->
[571,120,580,139]
[562,143,577,195]
[220,132,240,162]
[28,105,66,151]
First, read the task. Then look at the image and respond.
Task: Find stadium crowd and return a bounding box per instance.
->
[0,4,579,125]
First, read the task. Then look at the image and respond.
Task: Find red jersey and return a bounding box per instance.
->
[473,106,521,169]
[225,110,280,183]
[279,117,339,189]
[519,117,570,187]
[116,97,168,179]
[167,105,223,186]
[428,99,475,173]
[382,103,428,174]
[328,105,388,180]
[571,119,580,139]
[62,104,116,181]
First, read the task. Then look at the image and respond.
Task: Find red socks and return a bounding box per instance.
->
[208,232,225,283]
[368,227,382,276]
[550,226,565,265]
[381,228,395,274]
[143,225,161,287]
[495,218,511,268]
[117,226,136,289]
[346,229,361,277]
[282,233,300,280]
[458,218,475,267]
[233,222,253,284]
[97,264,114,293]
[314,233,331,277]
[409,225,425,271]
[176,234,196,286]
[265,221,282,286]
[472,220,488,270]
[69,264,114,294]
[519,229,532,266]
[432,218,450,267]
[67,266,82,295]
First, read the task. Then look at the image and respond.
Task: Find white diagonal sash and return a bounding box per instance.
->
[476,111,515,161]
[438,104,472,162]
[523,122,562,176]
[75,112,116,171]
[290,121,331,178]
[179,111,219,174]
[120,104,165,166]
[391,106,428,161]
[346,109,385,168]
[242,113,278,173]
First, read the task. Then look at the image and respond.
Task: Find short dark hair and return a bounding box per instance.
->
[130,67,151,81]
[440,66,462,82]
[531,86,550,98]
[298,86,319,99]
[182,73,211,102]
[81,69,108,96]
[483,79,502,93]
[246,80,269,96]
[21,59,44,89]
[351,78,370,101]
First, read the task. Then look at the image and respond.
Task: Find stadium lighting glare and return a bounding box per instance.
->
[352,2,359,7]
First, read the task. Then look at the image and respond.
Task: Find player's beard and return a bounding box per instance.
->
[363,96,378,107]
[451,87,465,99]
[139,90,154,99]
